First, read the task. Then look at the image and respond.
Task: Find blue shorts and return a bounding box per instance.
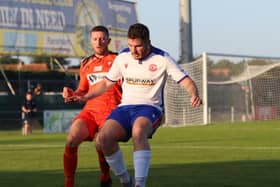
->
[107,105,163,142]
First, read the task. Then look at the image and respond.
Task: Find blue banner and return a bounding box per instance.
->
[0,0,138,57]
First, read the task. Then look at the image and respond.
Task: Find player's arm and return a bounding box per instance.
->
[62,58,89,102]
[71,78,115,103]
[164,54,202,107]
[179,77,202,107]
[63,87,87,97]
[62,87,88,103]
[82,78,115,101]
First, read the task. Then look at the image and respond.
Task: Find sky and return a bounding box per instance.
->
[137,0,280,61]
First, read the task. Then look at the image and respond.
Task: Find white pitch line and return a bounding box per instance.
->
[0,144,64,148]
[0,143,97,149]
[1,144,280,151]
[151,145,280,151]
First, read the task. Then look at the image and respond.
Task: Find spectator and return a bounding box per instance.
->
[22,91,37,136]
[34,83,43,95]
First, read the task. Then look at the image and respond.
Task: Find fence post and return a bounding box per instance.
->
[208,107,211,124]
[231,106,234,123]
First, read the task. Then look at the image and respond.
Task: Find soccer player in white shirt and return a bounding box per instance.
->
[72,23,202,187]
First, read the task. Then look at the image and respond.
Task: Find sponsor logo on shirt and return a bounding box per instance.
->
[94,65,103,72]
[125,77,155,86]
[87,73,106,85]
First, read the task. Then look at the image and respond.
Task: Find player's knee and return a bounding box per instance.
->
[97,129,115,149]
[96,131,106,146]
[66,135,81,147]
[132,125,147,138]
[132,131,143,145]
[95,134,102,149]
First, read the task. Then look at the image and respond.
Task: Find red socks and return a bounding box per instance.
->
[63,146,110,186]
[96,148,111,182]
[64,146,78,187]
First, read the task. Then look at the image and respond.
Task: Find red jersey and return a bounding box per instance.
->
[78,52,122,113]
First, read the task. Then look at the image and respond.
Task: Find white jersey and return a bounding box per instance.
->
[106,46,188,111]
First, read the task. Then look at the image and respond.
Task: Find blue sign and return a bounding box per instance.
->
[0,0,138,57]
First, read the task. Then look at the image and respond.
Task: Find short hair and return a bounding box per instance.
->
[91,25,109,37]
[128,23,150,43]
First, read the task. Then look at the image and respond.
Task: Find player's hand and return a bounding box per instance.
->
[67,95,87,104]
[62,87,76,103]
[62,87,74,98]
[190,95,202,107]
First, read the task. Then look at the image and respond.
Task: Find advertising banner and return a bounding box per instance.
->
[43,109,81,133]
[0,0,137,57]
[255,106,277,120]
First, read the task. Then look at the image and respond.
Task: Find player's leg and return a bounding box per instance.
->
[132,117,153,187]
[64,119,89,187]
[97,118,132,186]
[91,117,112,187]
[96,145,112,187]
[132,106,162,187]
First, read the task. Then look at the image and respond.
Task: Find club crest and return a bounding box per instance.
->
[149,64,157,72]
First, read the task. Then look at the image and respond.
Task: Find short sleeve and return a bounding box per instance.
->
[106,55,123,82]
[165,54,188,83]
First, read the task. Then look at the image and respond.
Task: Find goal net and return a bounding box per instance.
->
[163,52,280,126]
[206,53,280,123]
[163,56,207,126]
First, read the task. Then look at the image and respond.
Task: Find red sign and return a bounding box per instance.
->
[255,106,277,120]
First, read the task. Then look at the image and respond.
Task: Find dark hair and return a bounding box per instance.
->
[128,23,150,43]
[91,25,109,37]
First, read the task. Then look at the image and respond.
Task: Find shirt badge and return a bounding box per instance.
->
[94,65,102,72]
[149,64,157,72]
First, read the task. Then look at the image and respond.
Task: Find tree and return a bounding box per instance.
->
[247,58,270,65]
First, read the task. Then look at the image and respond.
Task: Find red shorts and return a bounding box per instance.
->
[72,110,110,141]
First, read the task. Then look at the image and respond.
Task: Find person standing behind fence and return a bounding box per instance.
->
[70,23,202,187]
[21,91,37,136]
[34,83,43,96]
[62,25,122,187]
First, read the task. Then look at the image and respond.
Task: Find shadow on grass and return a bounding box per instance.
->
[0,160,279,187]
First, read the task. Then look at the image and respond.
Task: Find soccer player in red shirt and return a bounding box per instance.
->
[62,25,122,187]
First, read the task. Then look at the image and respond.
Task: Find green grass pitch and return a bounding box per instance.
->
[0,120,280,187]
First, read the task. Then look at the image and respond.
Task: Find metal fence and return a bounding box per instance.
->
[0,94,82,130]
